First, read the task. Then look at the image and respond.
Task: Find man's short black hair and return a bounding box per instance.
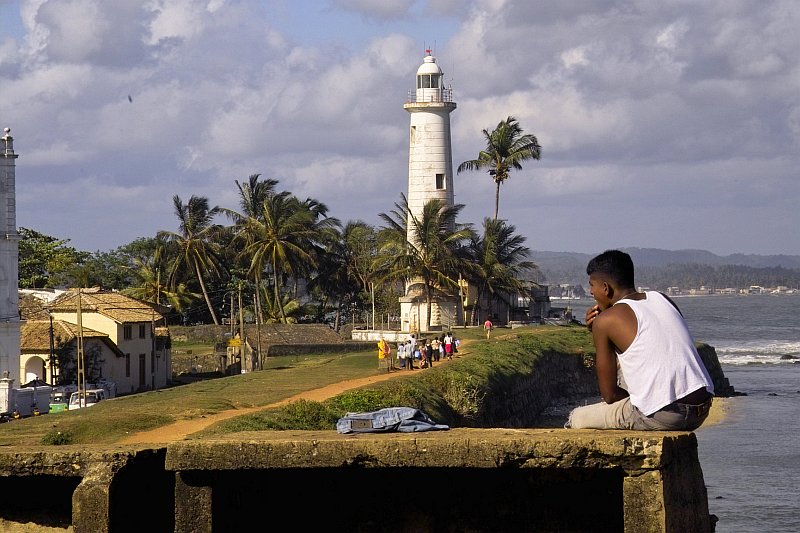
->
[586,250,635,288]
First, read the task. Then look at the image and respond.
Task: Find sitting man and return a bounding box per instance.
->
[566,250,714,430]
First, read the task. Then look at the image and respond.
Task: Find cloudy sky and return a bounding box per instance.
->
[1,0,798,257]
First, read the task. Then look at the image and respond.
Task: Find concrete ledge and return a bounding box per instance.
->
[0,446,173,533]
[166,428,713,533]
[0,429,713,532]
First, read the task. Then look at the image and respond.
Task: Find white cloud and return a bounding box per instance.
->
[2,0,799,256]
[332,0,414,21]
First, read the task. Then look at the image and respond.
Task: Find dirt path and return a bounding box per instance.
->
[120,348,466,445]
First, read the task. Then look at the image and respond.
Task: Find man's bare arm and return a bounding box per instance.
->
[592,314,630,404]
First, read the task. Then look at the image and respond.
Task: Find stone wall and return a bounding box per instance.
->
[170,323,347,344]
[476,349,598,427]
[0,430,714,532]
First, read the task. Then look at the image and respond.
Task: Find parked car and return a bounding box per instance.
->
[68,389,106,410]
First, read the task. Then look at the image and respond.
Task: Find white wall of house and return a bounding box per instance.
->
[49,311,169,393]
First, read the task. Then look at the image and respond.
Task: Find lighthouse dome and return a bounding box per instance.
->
[417,55,442,76]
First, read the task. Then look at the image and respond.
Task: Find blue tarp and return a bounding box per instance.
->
[336,407,450,434]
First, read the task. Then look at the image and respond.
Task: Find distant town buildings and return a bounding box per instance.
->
[559,284,798,297]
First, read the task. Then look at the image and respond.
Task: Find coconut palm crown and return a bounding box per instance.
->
[457,116,541,220]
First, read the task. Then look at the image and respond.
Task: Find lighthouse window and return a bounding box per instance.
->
[436,173,445,190]
[417,74,441,89]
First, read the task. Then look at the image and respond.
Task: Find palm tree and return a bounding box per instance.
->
[234,173,279,220]
[158,195,225,324]
[225,174,279,324]
[307,220,372,330]
[466,218,537,324]
[258,286,304,324]
[287,196,340,298]
[237,192,323,323]
[378,194,473,331]
[457,116,541,220]
[121,246,199,315]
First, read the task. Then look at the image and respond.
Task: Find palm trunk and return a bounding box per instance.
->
[494,181,501,220]
[273,260,287,323]
[425,282,433,332]
[194,261,219,325]
[254,276,263,324]
[470,285,485,326]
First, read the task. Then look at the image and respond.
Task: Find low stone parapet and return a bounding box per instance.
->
[0,429,713,532]
[0,446,172,532]
[166,428,713,533]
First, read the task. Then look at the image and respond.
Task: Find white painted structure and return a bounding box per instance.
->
[0,128,21,384]
[399,53,462,333]
[403,52,457,239]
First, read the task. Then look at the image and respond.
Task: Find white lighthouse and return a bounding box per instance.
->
[0,128,21,384]
[399,52,461,333]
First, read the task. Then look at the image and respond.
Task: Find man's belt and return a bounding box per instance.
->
[661,396,713,417]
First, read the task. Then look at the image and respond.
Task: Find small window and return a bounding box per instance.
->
[436,173,445,190]
[139,325,146,338]
[411,126,416,144]
[123,325,132,340]
[125,354,131,377]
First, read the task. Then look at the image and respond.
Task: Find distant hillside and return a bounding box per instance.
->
[532,248,800,288]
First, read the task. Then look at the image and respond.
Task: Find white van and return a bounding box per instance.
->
[68,389,106,410]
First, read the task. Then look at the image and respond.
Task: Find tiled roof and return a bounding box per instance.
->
[20,320,109,352]
[19,294,50,320]
[47,289,167,324]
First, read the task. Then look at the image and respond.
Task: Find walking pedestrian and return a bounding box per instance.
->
[397,341,406,369]
[431,337,441,362]
[377,338,391,372]
[443,332,453,360]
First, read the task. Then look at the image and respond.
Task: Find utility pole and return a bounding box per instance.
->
[230,292,235,337]
[238,282,245,373]
[151,307,156,390]
[48,315,55,383]
[371,282,375,330]
[76,288,86,408]
[254,294,262,371]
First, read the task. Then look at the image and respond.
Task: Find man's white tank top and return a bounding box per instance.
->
[615,291,714,416]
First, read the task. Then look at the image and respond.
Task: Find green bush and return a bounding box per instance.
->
[443,375,485,420]
[41,430,73,445]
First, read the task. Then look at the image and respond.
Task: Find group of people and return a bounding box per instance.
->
[378,332,460,372]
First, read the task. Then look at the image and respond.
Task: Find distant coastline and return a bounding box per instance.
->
[534,248,800,291]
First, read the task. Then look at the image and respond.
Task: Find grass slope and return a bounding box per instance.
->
[0,325,594,447]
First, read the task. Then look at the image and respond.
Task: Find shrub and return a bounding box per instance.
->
[443,375,485,420]
[41,430,73,445]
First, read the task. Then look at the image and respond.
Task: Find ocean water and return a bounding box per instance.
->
[564,294,800,532]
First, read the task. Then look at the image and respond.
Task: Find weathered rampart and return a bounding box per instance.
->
[0,429,713,532]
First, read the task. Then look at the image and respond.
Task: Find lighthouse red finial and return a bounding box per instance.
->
[426,48,431,55]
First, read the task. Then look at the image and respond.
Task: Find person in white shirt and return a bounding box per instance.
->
[566,250,714,430]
